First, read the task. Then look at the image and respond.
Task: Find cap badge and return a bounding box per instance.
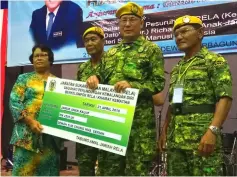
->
[183,16,190,23]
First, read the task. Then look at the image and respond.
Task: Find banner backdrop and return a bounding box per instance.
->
[8,0,237,66]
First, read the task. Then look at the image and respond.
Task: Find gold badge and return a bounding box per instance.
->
[183,16,190,23]
[215,61,225,66]
[131,4,138,14]
[108,48,117,56]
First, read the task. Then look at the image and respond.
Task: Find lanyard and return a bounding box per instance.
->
[177,58,197,83]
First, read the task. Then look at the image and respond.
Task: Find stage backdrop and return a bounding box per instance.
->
[7,0,237,66]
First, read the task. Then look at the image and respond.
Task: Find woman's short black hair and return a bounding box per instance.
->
[29,44,54,65]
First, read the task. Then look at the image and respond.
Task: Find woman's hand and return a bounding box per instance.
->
[24,117,43,134]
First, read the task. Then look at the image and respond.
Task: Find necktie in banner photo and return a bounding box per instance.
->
[47,12,55,39]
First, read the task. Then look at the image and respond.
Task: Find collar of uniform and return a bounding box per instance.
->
[89,59,98,69]
[101,51,106,58]
[194,46,208,59]
[180,46,208,64]
[89,53,103,69]
[86,59,92,67]
[133,35,145,46]
[120,35,145,46]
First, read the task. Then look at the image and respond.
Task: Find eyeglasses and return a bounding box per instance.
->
[119,17,140,25]
[174,28,198,38]
[84,37,99,44]
[33,53,48,58]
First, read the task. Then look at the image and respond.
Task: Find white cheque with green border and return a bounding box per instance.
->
[38,77,139,156]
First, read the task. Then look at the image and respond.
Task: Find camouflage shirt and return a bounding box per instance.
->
[167,47,232,150]
[97,35,165,96]
[96,36,165,169]
[77,59,101,82]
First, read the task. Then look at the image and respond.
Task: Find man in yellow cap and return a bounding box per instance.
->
[76,26,105,176]
[158,15,232,175]
[86,2,165,176]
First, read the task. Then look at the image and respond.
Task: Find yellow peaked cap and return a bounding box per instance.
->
[173,15,203,30]
[83,26,104,38]
[116,2,143,18]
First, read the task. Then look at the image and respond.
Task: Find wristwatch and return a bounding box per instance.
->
[209,125,220,135]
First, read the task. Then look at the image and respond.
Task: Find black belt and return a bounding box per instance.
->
[171,104,215,115]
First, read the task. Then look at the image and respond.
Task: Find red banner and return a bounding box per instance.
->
[0,9,8,157]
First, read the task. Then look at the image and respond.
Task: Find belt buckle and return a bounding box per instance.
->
[171,104,182,115]
[175,107,181,114]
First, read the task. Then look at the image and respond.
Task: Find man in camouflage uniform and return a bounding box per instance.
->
[87,2,165,176]
[76,26,105,176]
[158,15,232,176]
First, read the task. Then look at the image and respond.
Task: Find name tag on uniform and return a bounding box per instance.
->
[53,31,62,37]
[172,84,184,103]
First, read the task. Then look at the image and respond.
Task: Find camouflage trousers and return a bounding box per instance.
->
[167,148,224,176]
[97,106,157,175]
[95,100,157,176]
[97,138,156,176]
[76,143,98,176]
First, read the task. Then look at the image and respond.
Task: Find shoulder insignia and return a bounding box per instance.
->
[215,60,225,66]
[108,48,117,56]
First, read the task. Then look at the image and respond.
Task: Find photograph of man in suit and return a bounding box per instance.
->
[30,0,84,50]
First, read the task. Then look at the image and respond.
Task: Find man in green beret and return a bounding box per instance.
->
[76,26,105,176]
[158,15,232,176]
[86,2,165,176]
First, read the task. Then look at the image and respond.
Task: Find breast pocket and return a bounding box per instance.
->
[123,57,151,80]
[104,58,116,71]
[184,69,209,95]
